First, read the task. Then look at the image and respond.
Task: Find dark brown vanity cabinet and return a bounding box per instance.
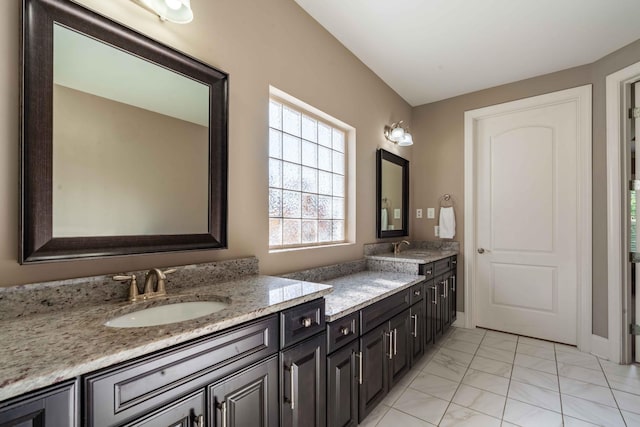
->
[358,322,388,421]
[280,333,327,427]
[425,279,437,347]
[326,340,359,427]
[209,356,279,427]
[450,256,458,324]
[124,390,205,427]
[0,380,77,427]
[280,299,327,427]
[410,298,425,364]
[424,256,458,343]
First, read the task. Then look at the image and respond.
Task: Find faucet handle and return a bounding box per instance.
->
[113,274,140,302]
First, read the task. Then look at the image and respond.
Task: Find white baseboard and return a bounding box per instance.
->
[452,312,465,328]
[591,334,610,360]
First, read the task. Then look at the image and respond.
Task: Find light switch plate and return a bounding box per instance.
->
[427,208,435,219]
[434,225,439,237]
[416,209,423,218]
[394,208,401,219]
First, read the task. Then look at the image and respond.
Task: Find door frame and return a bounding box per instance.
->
[463,85,593,351]
[606,61,640,364]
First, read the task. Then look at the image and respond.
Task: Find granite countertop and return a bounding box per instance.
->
[0,275,332,401]
[365,249,457,264]
[322,271,425,322]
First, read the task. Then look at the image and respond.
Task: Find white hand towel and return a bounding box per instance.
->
[381,208,388,231]
[439,207,456,239]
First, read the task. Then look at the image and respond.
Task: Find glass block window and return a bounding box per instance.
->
[269,99,346,248]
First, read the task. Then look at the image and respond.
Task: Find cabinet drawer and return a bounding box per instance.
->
[434,258,451,276]
[124,390,205,427]
[360,289,410,334]
[409,282,424,305]
[327,311,360,354]
[280,298,325,348]
[418,263,434,278]
[84,315,278,427]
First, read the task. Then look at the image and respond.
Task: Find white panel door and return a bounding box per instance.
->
[475,96,580,345]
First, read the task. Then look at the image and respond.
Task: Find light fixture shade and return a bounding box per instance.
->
[398,132,414,146]
[389,126,405,141]
[143,0,193,24]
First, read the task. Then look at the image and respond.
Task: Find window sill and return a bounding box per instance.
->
[269,242,355,254]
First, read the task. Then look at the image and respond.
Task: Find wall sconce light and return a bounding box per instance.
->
[384,121,414,146]
[139,0,194,24]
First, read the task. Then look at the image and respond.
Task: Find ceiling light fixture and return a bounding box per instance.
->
[384,121,414,146]
[139,0,194,24]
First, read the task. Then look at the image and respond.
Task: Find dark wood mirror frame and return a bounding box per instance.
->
[20,0,228,263]
[376,149,409,239]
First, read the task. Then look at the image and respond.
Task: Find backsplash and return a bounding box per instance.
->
[280,259,366,283]
[0,257,258,321]
[363,240,460,256]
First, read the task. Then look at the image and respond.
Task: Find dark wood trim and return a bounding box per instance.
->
[20,0,228,263]
[376,149,409,239]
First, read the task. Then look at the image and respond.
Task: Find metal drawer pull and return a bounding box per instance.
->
[218,401,226,427]
[414,289,421,296]
[440,281,446,297]
[444,280,448,298]
[452,276,456,292]
[431,285,437,304]
[290,363,298,410]
[412,315,418,337]
[340,326,350,336]
[393,329,398,355]
[386,332,393,360]
[301,317,312,328]
[357,351,363,384]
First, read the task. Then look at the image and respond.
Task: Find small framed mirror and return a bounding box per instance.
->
[376,149,409,238]
[20,0,228,263]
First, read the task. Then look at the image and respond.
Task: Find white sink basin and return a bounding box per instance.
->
[105,301,229,328]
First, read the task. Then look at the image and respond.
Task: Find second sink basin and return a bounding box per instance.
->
[105,301,229,328]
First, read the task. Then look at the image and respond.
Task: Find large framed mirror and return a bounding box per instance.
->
[20,0,228,263]
[376,149,409,238]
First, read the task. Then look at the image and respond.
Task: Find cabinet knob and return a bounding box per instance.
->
[477,248,485,254]
[414,290,421,296]
[301,317,312,328]
[340,326,350,335]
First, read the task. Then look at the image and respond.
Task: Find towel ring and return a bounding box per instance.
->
[439,194,454,208]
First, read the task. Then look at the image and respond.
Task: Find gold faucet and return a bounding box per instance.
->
[392,240,411,255]
[113,268,176,302]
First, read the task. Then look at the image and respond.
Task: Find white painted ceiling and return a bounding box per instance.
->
[294,0,640,106]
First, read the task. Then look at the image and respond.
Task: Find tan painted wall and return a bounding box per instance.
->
[0,0,412,286]
[411,38,640,338]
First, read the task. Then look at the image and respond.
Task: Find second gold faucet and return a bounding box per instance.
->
[392,240,410,255]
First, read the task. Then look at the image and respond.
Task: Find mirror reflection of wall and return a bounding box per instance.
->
[380,160,404,232]
[52,24,210,237]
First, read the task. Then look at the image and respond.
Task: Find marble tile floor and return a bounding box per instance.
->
[358,326,640,427]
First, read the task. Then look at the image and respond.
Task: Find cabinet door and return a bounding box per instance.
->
[441,272,452,332]
[425,280,436,347]
[0,381,77,427]
[281,333,326,427]
[124,390,204,427]
[388,310,411,388]
[433,276,444,340]
[450,272,457,324]
[358,323,388,422]
[410,302,425,365]
[210,356,278,427]
[327,340,359,427]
